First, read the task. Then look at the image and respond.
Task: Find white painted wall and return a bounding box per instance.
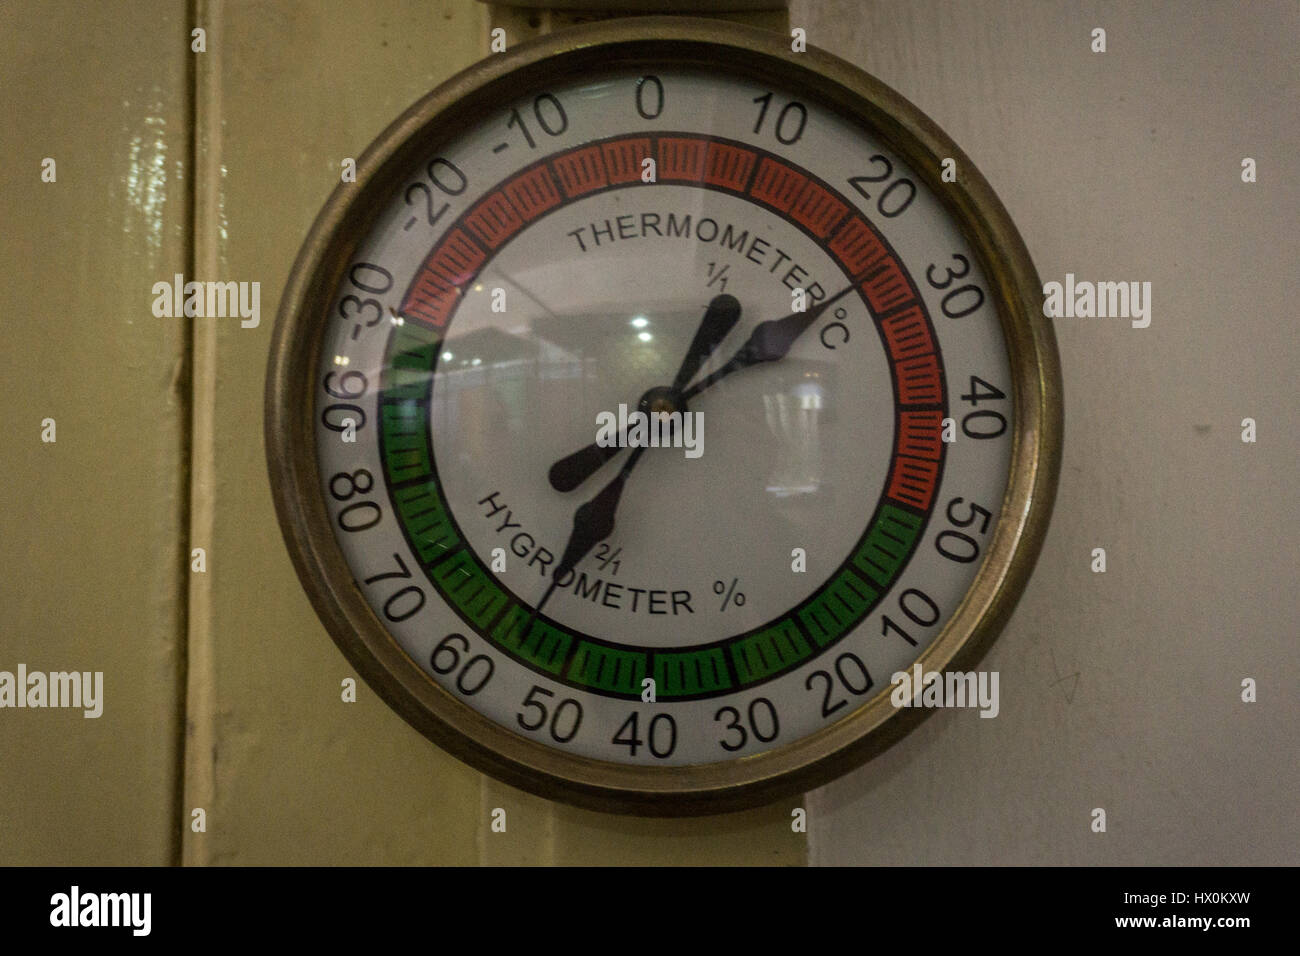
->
[799,0,1299,865]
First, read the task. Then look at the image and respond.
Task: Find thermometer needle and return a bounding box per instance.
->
[547,293,741,492]
[679,284,857,401]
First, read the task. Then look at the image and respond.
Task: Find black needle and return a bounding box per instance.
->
[668,293,743,392]
[528,288,853,626]
[680,284,857,401]
[547,294,740,492]
[533,446,646,618]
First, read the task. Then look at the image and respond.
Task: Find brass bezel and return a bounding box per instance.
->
[265,17,1063,816]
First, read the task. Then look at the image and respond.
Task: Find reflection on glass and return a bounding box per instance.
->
[763,377,824,497]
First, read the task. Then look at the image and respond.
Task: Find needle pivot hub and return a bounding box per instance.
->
[637,385,687,418]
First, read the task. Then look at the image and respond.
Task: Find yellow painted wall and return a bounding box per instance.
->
[1,0,190,866]
[3,0,802,866]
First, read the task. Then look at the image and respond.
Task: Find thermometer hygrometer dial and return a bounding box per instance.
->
[266,17,1062,815]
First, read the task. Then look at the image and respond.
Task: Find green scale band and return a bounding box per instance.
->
[379,319,929,701]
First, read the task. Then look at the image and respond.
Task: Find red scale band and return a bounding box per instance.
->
[399,133,946,512]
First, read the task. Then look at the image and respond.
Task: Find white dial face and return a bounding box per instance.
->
[313,66,1012,766]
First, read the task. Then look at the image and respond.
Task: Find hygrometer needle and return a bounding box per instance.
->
[530,577,561,625]
[547,294,740,492]
[534,446,646,621]
[547,443,626,494]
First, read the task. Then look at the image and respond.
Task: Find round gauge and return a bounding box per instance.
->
[266,17,1061,815]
